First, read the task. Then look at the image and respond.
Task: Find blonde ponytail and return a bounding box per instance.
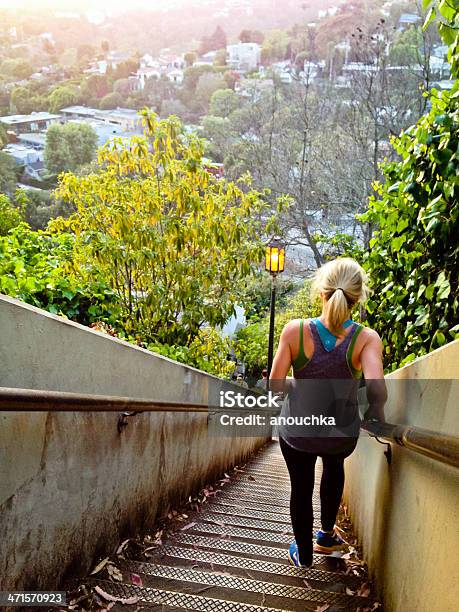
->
[311,257,370,336]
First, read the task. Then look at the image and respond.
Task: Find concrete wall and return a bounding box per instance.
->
[0,294,269,590]
[343,340,459,612]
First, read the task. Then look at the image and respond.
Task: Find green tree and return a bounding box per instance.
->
[83,74,110,99]
[53,111,284,345]
[48,85,79,113]
[359,1,459,369]
[183,64,215,92]
[195,72,227,113]
[184,51,197,67]
[10,86,34,114]
[0,58,33,79]
[113,78,133,97]
[77,44,96,62]
[0,194,23,235]
[99,91,123,109]
[112,58,139,81]
[0,123,7,148]
[209,88,239,118]
[261,30,291,64]
[239,29,265,44]
[199,25,227,55]
[44,123,98,175]
[0,152,19,194]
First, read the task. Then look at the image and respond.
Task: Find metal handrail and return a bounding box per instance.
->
[361,420,459,469]
[1,387,458,468]
[0,387,274,414]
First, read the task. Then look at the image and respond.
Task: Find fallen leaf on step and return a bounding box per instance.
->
[107,563,123,582]
[94,586,139,605]
[248,475,256,481]
[357,583,371,597]
[314,605,330,612]
[90,557,109,575]
[346,586,355,595]
[181,521,196,530]
[131,573,143,586]
[116,540,131,555]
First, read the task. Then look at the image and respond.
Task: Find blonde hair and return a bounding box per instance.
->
[311,258,370,336]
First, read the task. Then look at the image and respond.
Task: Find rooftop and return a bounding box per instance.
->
[0,112,61,126]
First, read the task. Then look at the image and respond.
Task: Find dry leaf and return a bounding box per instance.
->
[94,586,139,605]
[107,563,123,582]
[90,557,109,575]
[314,605,330,612]
[116,540,130,555]
[181,521,196,530]
[357,583,371,597]
[346,586,355,595]
[131,573,143,586]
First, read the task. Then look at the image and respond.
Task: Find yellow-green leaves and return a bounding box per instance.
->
[54,111,278,346]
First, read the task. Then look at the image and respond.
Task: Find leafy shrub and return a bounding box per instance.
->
[359,3,459,370]
[0,223,120,325]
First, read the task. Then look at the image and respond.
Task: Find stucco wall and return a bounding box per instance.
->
[0,294,269,590]
[343,340,459,612]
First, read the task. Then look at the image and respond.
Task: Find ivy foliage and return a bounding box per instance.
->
[0,223,119,324]
[359,2,459,370]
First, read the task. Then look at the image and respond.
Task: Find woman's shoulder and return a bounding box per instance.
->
[356,324,382,344]
[282,318,313,337]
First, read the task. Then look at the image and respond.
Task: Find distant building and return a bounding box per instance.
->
[67,119,134,147]
[398,13,422,30]
[60,106,142,132]
[227,42,261,72]
[167,69,184,84]
[134,66,161,90]
[3,143,43,165]
[17,133,47,150]
[0,112,61,135]
[300,60,325,84]
[430,45,450,78]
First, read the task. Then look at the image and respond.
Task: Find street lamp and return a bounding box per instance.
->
[265,238,285,387]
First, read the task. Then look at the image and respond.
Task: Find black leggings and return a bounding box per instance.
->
[279,436,356,566]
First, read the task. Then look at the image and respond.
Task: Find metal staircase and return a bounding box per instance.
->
[86,441,379,611]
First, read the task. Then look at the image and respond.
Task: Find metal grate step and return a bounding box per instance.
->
[126,546,362,587]
[110,562,371,608]
[172,533,341,566]
[92,579,282,612]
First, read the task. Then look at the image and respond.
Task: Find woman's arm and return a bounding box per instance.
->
[269,322,294,393]
[360,329,387,422]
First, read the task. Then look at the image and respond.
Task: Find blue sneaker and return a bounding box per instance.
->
[288,541,312,567]
[314,528,348,554]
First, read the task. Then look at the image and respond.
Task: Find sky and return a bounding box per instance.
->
[0,0,188,10]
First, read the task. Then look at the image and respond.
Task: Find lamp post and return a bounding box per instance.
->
[265,238,285,388]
